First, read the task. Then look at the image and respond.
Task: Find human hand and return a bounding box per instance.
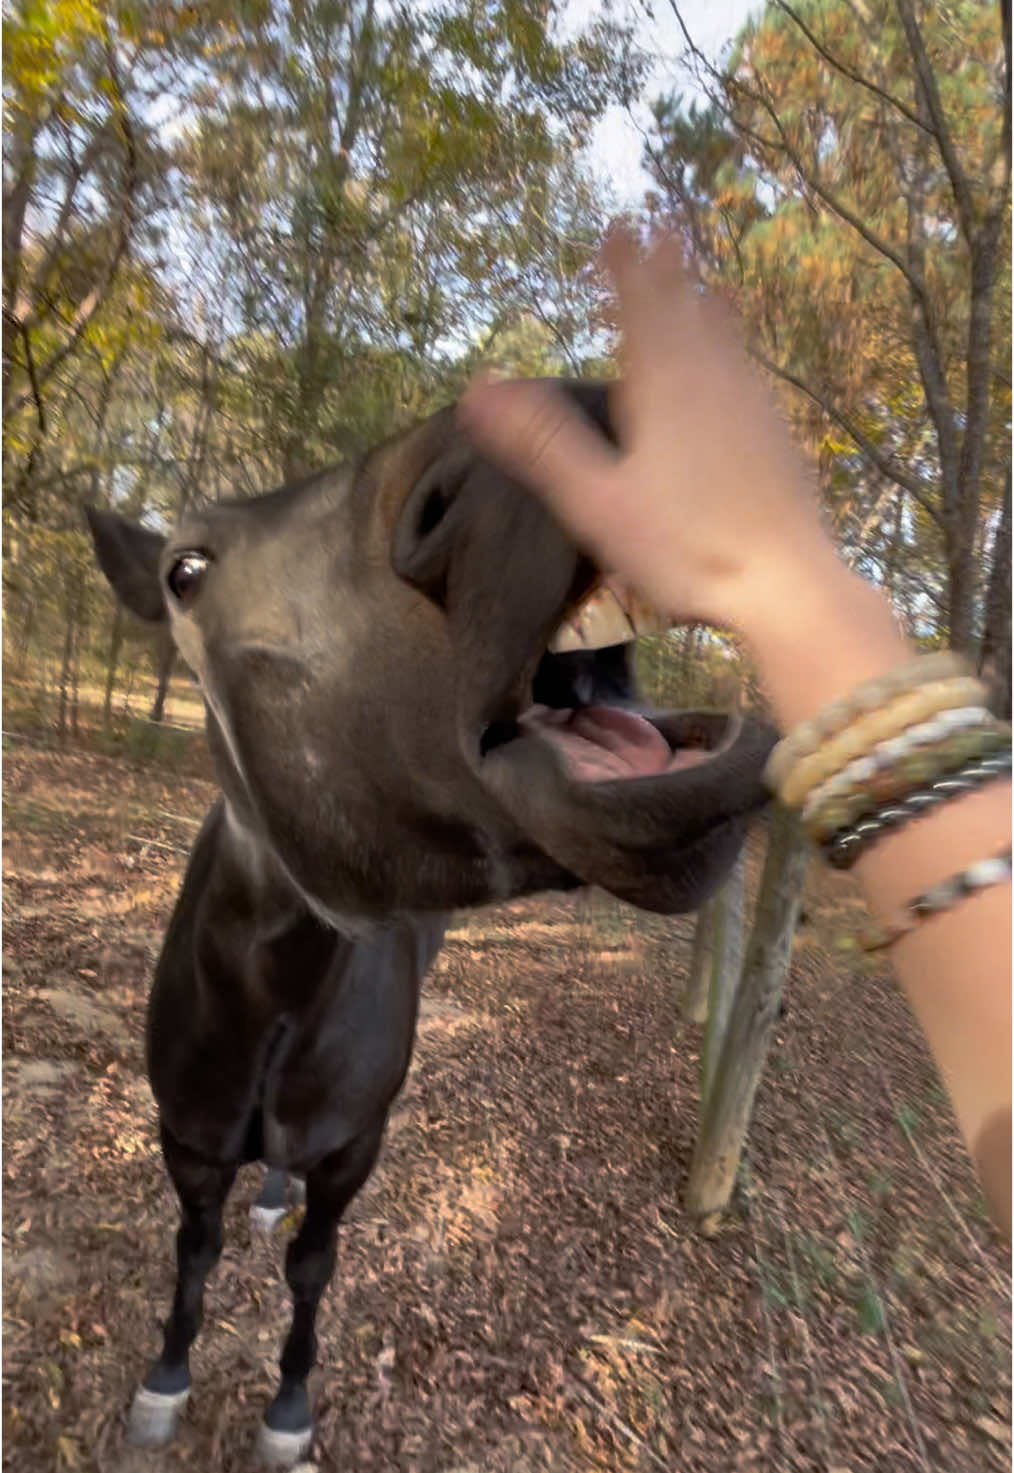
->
[459,229,834,633]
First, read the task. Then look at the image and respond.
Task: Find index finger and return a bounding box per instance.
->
[600,227,700,385]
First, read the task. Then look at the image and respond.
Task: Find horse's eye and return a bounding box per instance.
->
[167,552,209,608]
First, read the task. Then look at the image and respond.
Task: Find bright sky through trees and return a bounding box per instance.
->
[566,0,765,202]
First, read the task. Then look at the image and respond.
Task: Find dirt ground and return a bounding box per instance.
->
[3,738,1010,1472]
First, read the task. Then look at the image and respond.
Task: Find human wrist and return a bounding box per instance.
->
[730,546,914,733]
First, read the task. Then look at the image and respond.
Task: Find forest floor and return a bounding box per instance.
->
[3,731,1011,1473]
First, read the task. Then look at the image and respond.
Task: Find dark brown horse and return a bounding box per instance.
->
[87,382,774,1466]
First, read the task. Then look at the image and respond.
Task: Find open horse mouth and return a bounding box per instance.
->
[470,557,775,915]
[481,573,740,783]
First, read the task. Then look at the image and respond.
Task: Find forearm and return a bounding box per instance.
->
[732,550,1012,1230]
[860,788,1012,1232]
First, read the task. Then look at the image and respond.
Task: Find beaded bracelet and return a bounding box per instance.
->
[859,847,1012,952]
[805,716,1006,843]
[780,677,987,808]
[765,651,970,793]
[803,705,994,820]
[823,749,1012,870]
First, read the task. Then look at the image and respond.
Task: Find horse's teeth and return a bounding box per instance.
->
[549,582,669,653]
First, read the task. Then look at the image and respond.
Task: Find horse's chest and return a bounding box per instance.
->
[149,926,429,1170]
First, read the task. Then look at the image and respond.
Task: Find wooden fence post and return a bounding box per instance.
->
[700,850,747,1106]
[682,895,716,1024]
[686,807,809,1218]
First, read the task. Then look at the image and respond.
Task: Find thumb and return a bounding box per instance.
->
[458,378,618,522]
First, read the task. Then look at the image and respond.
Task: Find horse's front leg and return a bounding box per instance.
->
[127,1124,236,1447]
[258,1120,385,1468]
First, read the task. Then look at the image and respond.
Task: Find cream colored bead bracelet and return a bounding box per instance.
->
[767,652,1011,951]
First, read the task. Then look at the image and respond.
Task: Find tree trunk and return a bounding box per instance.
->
[947,531,978,656]
[149,629,175,723]
[683,896,716,1025]
[15,588,35,680]
[70,584,86,738]
[687,809,808,1217]
[104,602,125,727]
[57,593,75,743]
[700,848,747,1108]
[980,465,1011,719]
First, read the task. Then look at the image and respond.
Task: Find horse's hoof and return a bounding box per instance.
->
[256,1419,313,1468]
[126,1383,190,1447]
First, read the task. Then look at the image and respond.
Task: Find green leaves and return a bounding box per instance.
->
[164,0,627,475]
[3,0,105,111]
[4,0,626,550]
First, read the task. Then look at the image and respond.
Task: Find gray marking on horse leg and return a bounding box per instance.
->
[250,1167,290,1233]
[255,1419,314,1468]
[126,1384,191,1448]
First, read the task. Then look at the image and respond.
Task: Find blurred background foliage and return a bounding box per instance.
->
[3,0,1009,751]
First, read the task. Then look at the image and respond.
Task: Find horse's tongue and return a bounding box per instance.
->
[531,706,674,782]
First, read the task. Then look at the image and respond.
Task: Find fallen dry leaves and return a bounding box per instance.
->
[3,741,1010,1471]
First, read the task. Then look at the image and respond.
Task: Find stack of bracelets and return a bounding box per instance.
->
[764,652,1012,952]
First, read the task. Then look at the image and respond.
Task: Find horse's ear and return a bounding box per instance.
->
[85,506,168,623]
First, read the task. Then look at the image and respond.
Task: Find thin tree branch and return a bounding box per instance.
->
[751,347,943,526]
[895,566,947,619]
[15,461,102,496]
[2,116,40,321]
[852,475,901,550]
[19,318,47,433]
[15,124,113,329]
[667,1,940,327]
[894,89,960,504]
[667,3,958,511]
[893,0,977,245]
[738,71,931,305]
[774,0,931,136]
[4,54,138,428]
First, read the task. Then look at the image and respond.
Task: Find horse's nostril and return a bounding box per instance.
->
[393,455,470,596]
[418,487,449,538]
